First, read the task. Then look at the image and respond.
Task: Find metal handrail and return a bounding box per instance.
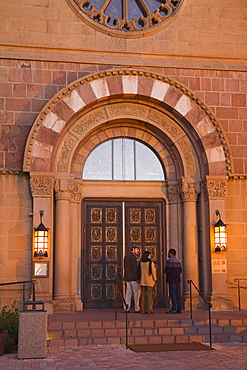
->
[114,272,129,349]
[233,278,247,311]
[0,280,36,303]
[187,280,212,347]
[225,279,247,311]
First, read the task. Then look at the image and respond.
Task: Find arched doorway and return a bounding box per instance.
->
[82,137,166,308]
[24,68,230,312]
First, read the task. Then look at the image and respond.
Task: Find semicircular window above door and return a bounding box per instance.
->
[82,138,165,181]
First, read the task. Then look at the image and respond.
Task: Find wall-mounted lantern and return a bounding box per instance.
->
[214,210,227,253]
[33,210,49,259]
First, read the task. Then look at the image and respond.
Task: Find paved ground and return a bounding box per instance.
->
[1,343,247,369]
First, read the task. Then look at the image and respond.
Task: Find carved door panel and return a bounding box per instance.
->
[84,202,123,309]
[125,202,163,307]
[83,201,164,309]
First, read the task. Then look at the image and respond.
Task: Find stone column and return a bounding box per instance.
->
[166,182,180,254]
[53,179,74,312]
[198,181,211,303]
[70,183,83,311]
[165,182,182,307]
[30,176,54,313]
[205,176,233,310]
[179,179,200,308]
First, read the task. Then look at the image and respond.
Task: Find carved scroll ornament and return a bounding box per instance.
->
[204,180,227,200]
[179,181,200,202]
[30,177,54,196]
[71,184,82,202]
[166,184,178,203]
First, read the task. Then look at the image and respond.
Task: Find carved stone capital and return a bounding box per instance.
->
[203,178,228,200]
[71,184,82,203]
[55,179,74,201]
[30,177,54,196]
[166,183,178,204]
[179,180,200,202]
[54,180,82,202]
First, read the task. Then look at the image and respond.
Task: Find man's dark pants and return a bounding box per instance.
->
[169,282,182,311]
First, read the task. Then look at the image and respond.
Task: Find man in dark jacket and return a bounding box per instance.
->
[164,248,182,314]
[123,244,141,312]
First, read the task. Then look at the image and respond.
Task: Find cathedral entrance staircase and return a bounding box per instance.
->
[47,309,247,347]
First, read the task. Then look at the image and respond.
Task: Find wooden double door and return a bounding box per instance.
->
[83,200,164,309]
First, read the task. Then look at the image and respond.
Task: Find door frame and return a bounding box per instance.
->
[82,198,167,309]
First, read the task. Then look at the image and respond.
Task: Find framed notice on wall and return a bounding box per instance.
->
[212,259,227,274]
[33,262,49,277]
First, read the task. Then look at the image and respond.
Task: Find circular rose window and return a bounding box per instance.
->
[66,0,185,38]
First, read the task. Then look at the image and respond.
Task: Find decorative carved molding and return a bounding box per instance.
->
[177,137,196,175]
[166,184,178,203]
[54,179,74,200]
[147,110,181,138]
[73,109,107,135]
[228,174,247,180]
[203,180,228,200]
[71,184,82,203]
[0,169,22,175]
[30,177,54,196]
[179,180,200,202]
[54,179,81,202]
[57,135,77,173]
[108,104,147,119]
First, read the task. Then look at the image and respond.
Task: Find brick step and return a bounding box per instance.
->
[47,334,246,347]
[47,318,247,347]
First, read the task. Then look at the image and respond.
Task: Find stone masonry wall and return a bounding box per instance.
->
[0,173,32,307]
[0,59,247,309]
[0,1,246,63]
[0,59,246,174]
[226,179,247,309]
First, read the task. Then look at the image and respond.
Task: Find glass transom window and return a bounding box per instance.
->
[66,0,184,38]
[83,138,165,181]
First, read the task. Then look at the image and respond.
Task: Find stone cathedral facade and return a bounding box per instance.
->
[0,0,246,312]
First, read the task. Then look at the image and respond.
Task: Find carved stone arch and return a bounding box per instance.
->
[23,68,232,177]
[56,100,197,180]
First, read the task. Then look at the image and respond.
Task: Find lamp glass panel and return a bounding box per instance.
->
[34,230,48,255]
[214,225,227,249]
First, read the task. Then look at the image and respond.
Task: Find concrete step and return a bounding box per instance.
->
[47,317,247,347]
